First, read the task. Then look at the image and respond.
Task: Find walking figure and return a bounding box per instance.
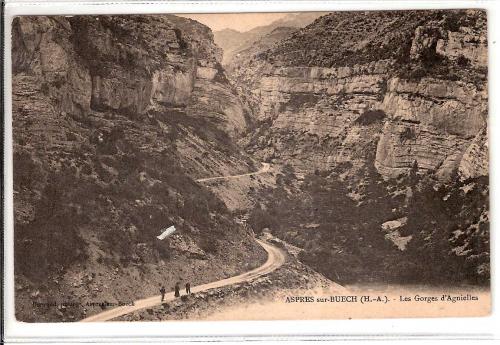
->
[160,286,166,302]
[185,282,191,294]
[174,282,180,298]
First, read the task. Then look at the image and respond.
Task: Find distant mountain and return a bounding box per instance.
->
[212,28,248,59]
[227,26,298,74]
[214,12,327,65]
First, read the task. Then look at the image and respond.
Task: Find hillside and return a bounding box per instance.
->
[232,9,489,285]
[12,15,266,322]
[212,28,247,63]
[234,9,487,179]
[11,9,490,322]
[214,12,326,66]
[226,26,298,75]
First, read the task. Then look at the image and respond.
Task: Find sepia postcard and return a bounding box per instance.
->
[10,9,490,323]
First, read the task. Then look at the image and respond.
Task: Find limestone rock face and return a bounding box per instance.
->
[12,16,92,116]
[410,25,446,61]
[436,30,488,68]
[253,62,390,121]
[381,217,412,251]
[235,10,487,181]
[375,77,487,179]
[12,15,247,136]
[151,65,196,106]
[458,127,489,179]
[375,121,469,179]
[382,78,486,137]
[410,12,487,69]
[188,78,248,136]
[239,61,391,174]
[196,66,218,80]
[243,58,488,181]
[90,72,153,115]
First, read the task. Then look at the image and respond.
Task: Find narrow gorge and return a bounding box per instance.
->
[12,10,489,322]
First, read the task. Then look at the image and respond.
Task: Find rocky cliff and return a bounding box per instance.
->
[12,15,265,322]
[11,10,491,321]
[231,10,489,285]
[234,10,488,182]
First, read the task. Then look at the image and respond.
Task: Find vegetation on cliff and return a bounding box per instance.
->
[264,10,487,85]
[12,15,265,322]
[230,9,489,286]
[252,164,489,285]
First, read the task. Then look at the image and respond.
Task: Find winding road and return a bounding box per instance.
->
[196,162,270,182]
[81,163,280,322]
[81,239,285,322]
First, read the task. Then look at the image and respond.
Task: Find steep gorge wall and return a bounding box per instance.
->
[235,10,488,182]
[376,76,487,179]
[229,9,489,286]
[13,15,249,147]
[12,15,264,322]
[244,62,389,173]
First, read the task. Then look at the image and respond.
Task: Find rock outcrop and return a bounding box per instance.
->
[458,126,489,179]
[241,61,390,174]
[229,10,489,285]
[234,9,488,181]
[376,77,487,179]
[13,15,247,140]
[12,15,264,322]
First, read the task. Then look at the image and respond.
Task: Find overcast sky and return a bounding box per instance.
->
[178,13,290,32]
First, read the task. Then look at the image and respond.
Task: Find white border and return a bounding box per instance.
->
[3,0,499,343]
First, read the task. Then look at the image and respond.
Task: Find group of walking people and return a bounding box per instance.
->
[159,282,191,302]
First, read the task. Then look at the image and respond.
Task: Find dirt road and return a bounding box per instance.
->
[81,162,277,322]
[196,162,270,182]
[80,239,285,322]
